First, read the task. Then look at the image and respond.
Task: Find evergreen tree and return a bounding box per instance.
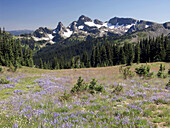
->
[119,47,126,64]
[43,62,48,69]
[52,57,58,69]
[101,45,107,66]
[91,46,96,67]
[165,39,170,62]
[135,43,140,64]
[0,28,34,68]
[126,44,134,66]
[113,45,120,65]
[105,42,113,66]
[71,57,75,68]
[39,58,43,69]
[95,45,101,67]
[82,51,88,67]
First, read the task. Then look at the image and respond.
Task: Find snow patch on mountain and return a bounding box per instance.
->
[84,21,137,33]
[78,25,84,30]
[29,16,157,45]
[145,25,149,28]
[47,34,54,40]
[32,34,55,44]
[126,24,135,29]
[85,21,103,28]
[33,36,49,41]
[49,40,55,44]
[64,29,73,37]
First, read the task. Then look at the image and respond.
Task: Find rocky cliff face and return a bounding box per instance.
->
[163,22,170,29]
[24,15,170,45]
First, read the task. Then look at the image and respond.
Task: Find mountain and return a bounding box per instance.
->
[19,15,170,48]
[32,27,55,44]
[7,30,34,36]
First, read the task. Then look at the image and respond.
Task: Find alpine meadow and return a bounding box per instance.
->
[0,0,170,128]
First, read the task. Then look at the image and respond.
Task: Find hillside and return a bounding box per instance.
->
[33,33,170,69]
[0,62,169,127]
[19,16,170,49]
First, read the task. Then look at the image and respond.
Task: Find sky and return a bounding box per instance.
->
[0,0,170,31]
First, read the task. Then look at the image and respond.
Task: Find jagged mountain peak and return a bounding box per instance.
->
[21,15,170,46]
[94,19,103,25]
[108,17,138,25]
[35,27,52,33]
[163,22,170,29]
[69,21,78,32]
[77,15,92,26]
[33,27,53,38]
[55,22,67,32]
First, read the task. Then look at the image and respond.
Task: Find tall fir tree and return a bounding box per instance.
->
[82,51,88,67]
[91,46,96,67]
[101,45,107,66]
[135,43,140,64]
[126,43,134,66]
[119,47,126,64]
[39,58,43,69]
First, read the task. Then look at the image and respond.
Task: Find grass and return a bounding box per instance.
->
[0,62,169,127]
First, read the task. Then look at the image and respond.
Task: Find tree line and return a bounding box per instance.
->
[37,34,169,69]
[0,28,34,68]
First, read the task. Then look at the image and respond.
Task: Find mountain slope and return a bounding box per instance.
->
[19,15,170,47]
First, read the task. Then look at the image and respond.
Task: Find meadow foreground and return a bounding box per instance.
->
[0,63,169,128]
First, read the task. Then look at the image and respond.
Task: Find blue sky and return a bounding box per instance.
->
[0,0,169,30]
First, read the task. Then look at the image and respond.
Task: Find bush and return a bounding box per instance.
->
[71,77,88,93]
[71,77,105,94]
[0,78,10,84]
[59,90,72,102]
[120,66,135,79]
[159,64,165,72]
[112,84,123,95]
[147,72,154,78]
[157,64,167,78]
[7,62,17,72]
[135,65,153,77]
[157,71,167,78]
[89,78,105,94]
[95,84,105,93]
[89,78,97,90]
[168,69,170,75]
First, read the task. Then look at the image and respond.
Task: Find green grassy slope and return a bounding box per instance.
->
[0,62,169,127]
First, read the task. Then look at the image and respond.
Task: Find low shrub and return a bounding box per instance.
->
[71,77,105,94]
[135,65,151,77]
[157,64,167,78]
[157,71,167,78]
[89,78,105,94]
[0,78,10,84]
[59,90,72,102]
[7,62,17,72]
[112,84,123,95]
[95,84,105,93]
[119,66,135,79]
[71,76,88,93]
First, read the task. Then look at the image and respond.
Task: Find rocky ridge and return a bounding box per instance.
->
[24,15,170,45]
